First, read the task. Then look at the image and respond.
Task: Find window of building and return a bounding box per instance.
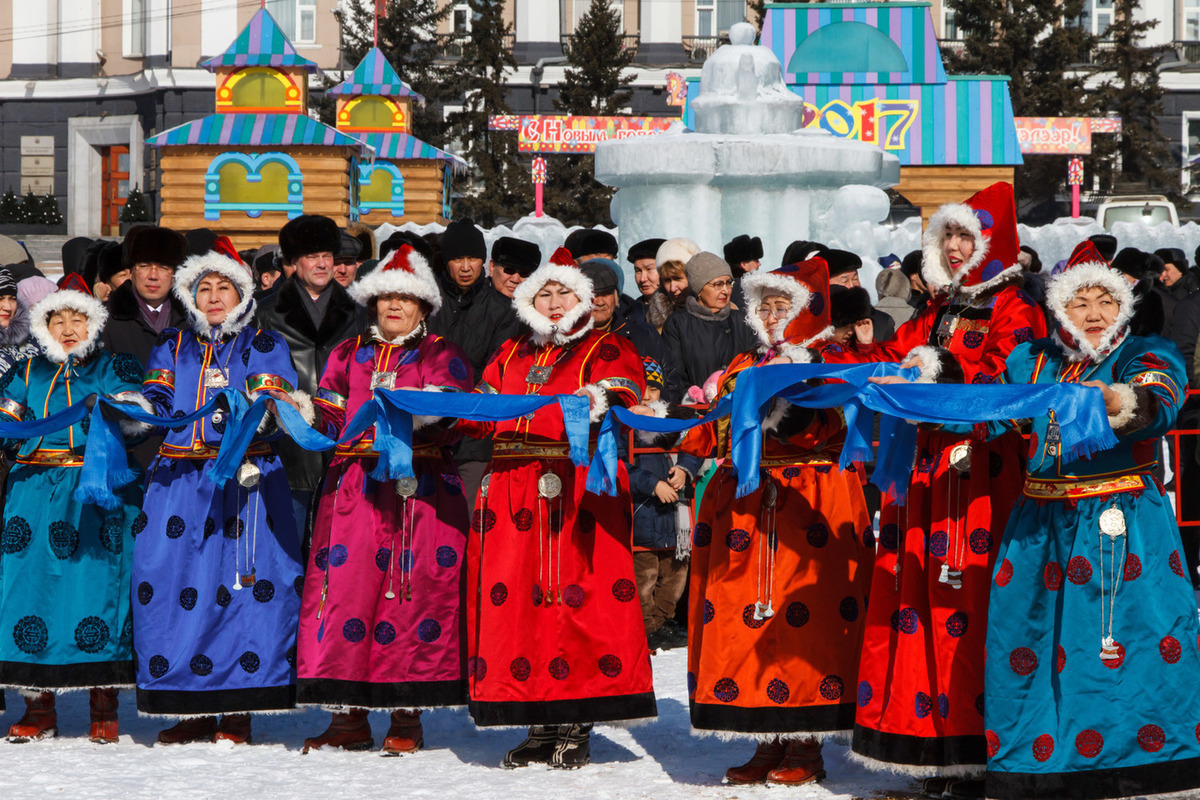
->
[716,0,744,35]
[1185,0,1200,40]
[453,4,471,35]
[942,6,959,40]
[1183,113,1200,193]
[696,0,715,37]
[124,0,146,58]
[267,0,317,45]
[1077,0,1114,38]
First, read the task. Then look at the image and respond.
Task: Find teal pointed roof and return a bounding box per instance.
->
[146,113,370,153]
[328,47,424,102]
[201,8,321,74]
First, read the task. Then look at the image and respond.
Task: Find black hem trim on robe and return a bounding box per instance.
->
[852,724,986,768]
[136,684,296,715]
[0,659,134,689]
[469,691,657,726]
[987,756,1200,800]
[297,678,467,709]
[691,700,856,733]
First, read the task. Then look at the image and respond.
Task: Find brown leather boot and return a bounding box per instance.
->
[214,713,252,744]
[766,737,825,785]
[157,716,218,744]
[88,688,120,744]
[7,692,57,742]
[303,709,373,753]
[724,738,786,784]
[381,709,423,755]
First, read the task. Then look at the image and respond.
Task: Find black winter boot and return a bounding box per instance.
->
[502,725,560,768]
[548,723,592,769]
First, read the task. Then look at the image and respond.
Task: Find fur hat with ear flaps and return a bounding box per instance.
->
[741,257,833,359]
[30,289,108,364]
[922,181,1022,298]
[172,236,257,339]
[1046,240,1136,363]
[348,243,442,315]
[513,247,596,347]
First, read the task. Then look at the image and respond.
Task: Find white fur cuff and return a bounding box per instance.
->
[762,398,790,435]
[906,345,943,383]
[109,391,156,438]
[775,343,814,364]
[413,385,449,431]
[634,399,670,444]
[580,383,609,423]
[1107,383,1137,430]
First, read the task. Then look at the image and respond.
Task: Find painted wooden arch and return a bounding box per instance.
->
[338,96,408,133]
[355,161,405,218]
[204,151,304,220]
[217,67,303,113]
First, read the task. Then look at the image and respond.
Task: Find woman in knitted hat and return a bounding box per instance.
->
[458,248,657,769]
[133,238,312,745]
[0,289,152,744]
[296,245,473,756]
[982,241,1200,800]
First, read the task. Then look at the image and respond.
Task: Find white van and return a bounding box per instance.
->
[1096,195,1179,230]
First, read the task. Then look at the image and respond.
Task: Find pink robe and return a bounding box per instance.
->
[296,330,473,709]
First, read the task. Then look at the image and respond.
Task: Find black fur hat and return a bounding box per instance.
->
[279,215,340,264]
[823,248,862,277]
[723,234,764,266]
[782,240,828,266]
[491,237,541,277]
[1088,234,1118,263]
[565,229,618,260]
[97,241,127,283]
[830,285,873,328]
[627,238,666,264]
[61,237,93,277]
[124,225,186,269]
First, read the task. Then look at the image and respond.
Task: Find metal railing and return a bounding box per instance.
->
[1174,40,1200,63]
[681,35,728,63]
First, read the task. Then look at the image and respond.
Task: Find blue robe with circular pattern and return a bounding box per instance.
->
[0,350,144,690]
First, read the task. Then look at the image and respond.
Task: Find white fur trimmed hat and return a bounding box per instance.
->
[348,243,442,315]
[1046,239,1135,361]
[30,288,108,364]
[172,236,257,339]
[922,181,1021,297]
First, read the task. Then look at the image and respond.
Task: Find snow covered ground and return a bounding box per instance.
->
[0,647,918,800]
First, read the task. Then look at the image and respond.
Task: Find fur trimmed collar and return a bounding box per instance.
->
[1046,259,1136,362]
[172,250,257,339]
[512,263,596,346]
[368,321,427,348]
[30,289,108,364]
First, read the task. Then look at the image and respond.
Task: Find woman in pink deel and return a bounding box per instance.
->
[296,244,473,755]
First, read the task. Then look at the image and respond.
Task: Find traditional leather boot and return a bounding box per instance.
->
[157,716,218,744]
[548,723,592,770]
[88,687,120,744]
[303,709,374,753]
[7,692,57,742]
[502,725,561,768]
[766,737,826,785]
[381,709,423,755]
[214,713,252,744]
[724,738,786,784]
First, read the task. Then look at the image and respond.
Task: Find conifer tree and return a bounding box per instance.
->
[322,0,457,147]
[546,0,638,226]
[446,0,531,226]
[945,0,1098,211]
[1088,0,1176,193]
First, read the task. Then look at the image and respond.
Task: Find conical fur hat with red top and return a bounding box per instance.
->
[921,181,1022,297]
[741,257,833,357]
[1045,239,1136,362]
[349,241,442,314]
[513,245,596,346]
[173,234,259,338]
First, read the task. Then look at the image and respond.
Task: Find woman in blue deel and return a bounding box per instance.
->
[985,239,1200,799]
[133,240,309,745]
[0,288,150,744]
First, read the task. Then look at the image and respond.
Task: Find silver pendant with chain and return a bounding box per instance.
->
[526,364,553,385]
[204,367,228,389]
[371,371,396,391]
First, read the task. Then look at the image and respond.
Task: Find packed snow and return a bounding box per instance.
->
[0,648,918,800]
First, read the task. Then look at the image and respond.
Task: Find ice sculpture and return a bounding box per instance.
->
[594,22,900,271]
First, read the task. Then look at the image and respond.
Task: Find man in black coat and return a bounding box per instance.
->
[425,219,524,501]
[256,215,367,548]
[100,226,189,469]
[581,258,684,403]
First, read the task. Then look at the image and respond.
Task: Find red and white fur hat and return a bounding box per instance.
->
[1046,240,1135,363]
[348,243,442,315]
[513,247,595,347]
[741,257,834,362]
[173,236,257,339]
[921,181,1022,298]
